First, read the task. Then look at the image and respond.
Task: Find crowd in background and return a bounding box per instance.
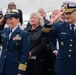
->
[0,1,76,75]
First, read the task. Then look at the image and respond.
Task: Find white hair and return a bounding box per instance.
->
[29,12,44,26]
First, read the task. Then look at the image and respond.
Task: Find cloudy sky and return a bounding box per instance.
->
[0,0,76,21]
[0,0,76,14]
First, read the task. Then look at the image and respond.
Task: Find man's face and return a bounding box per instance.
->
[60,6,66,20]
[6,17,19,28]
[51,9,60,19]
[8,4,16,9]
[65,10,76,24]
[38,9,45,18]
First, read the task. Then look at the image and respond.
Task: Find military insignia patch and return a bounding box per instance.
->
[61,32,67,34]
[61,42,64,46]
[64,3,69,8]
[42,27,51,33]
[1,33,7,38]
[13,35,21,40]
[18,63,27,71]
[7,9,11,13]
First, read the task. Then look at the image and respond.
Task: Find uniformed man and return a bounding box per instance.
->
[0,9,30,75]
[42,1,76,75]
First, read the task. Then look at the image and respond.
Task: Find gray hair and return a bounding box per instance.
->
[29,12,44,26]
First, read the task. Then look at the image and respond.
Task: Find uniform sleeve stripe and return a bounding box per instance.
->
[18,63,27,71]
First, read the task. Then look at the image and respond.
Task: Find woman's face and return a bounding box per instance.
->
[30,14,40,26]
[6,17,19,28]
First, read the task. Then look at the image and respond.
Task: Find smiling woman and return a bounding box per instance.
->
[25,12,48,75]
[0,9,30,75]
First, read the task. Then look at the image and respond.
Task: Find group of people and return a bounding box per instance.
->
[42,1,76,75]
[0,1,76,75]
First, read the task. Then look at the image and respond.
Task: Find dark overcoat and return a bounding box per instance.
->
[42,22,76,75]
[0,26,30,75]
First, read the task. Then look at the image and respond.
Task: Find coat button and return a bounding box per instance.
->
[6,49,8,51]
[69,49,72,52]
[70,44,72,47]
[61,42,64,46]
[1,39,3,41]
[70,39,73,42]
[16,43,18,45]
[5,56,6,58]
[68,55,71,57]
[61,38,63,40]
[25,62,27,64]
[7,42,9,44]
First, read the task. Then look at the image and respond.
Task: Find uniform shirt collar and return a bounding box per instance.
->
[70,23,76,30]
[70,23,76,26]
[10,25,19,32]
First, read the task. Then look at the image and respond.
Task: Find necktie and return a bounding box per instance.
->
[71,24,75,36]
[9,29,12,39]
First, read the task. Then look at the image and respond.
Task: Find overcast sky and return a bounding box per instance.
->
[0,0,76,14]
[0,0,76,21]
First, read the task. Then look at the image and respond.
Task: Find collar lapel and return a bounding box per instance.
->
[9,26,20,40]
[72,29,76,38]
[65,23,71,38]
[6,28,10,41]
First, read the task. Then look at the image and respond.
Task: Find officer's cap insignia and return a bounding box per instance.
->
[7,9,11,13]
[64,3,69,8]
[42,27,51,33]
[63,1,76,13]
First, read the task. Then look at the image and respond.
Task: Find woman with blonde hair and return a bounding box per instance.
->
[25,12,48,75]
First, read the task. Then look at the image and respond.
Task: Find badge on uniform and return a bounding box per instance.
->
[13,34,21,40]
[60,42,64,46]
[61,32,67,34]
[1,33,7,38]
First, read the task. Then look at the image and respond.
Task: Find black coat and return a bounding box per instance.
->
[25,25,48,60]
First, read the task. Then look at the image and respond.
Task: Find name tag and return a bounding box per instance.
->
[1,34,7,38]
[61,32,67,34]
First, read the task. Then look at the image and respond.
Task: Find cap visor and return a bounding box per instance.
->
[4,14,12,18]
[65,8,76,13]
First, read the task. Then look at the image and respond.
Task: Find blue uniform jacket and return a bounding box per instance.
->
[42,22,76,75]
[0,26,30,75]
